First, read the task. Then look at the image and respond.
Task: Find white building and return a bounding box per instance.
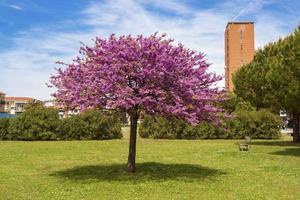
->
[44,100,80,118]
[5,97,34,115]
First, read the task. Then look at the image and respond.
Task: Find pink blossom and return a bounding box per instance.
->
[50,33,224,124]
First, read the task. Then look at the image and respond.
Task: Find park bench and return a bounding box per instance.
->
[237,136,251,151]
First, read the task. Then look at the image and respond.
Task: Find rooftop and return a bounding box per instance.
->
[226,21,254,29]
[5,97,34,102]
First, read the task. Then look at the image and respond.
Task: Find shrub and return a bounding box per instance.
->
[220,93,254,114]
[118,111,128,125]
[8,105,59,140]
[0,118,10,140]
[139,115,222,139]
[227,109,282,139]
[58,109,122,140]
[58,115,85,140]
[139,115,181,139]
[3,104,122,141]
[184,122,226,139]
[140,109,282,140]
[38,131,57,141]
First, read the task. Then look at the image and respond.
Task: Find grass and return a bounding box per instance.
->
[0,129,300,200]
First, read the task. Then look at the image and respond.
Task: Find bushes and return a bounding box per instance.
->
[139,115,223,139]
[7,105,60,140]
[140,109,282,139]
[184,122,228,139]
[0,118,10,140]
[139,115,185,139]
[227,109,282,139]
[58,115,85,140]
[0,105,122,141]
[1,103,281,141]
[59,109,122,140]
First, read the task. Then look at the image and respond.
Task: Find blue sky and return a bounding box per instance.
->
[0,0,299,100]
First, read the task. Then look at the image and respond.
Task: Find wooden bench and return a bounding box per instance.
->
[238,143,250,151]
[238,136,251,151]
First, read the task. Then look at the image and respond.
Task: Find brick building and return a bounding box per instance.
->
[225,22,255,91]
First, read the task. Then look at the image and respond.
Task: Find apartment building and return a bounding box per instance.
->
[5,97,34,115]
[225,22,255,91]
[44,100,80,118]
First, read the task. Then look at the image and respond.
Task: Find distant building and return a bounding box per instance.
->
[4,97,35,115]
[225,22,255,91]
[44,100,80,118]
[0,91,5,113]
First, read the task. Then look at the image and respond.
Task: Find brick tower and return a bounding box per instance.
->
[225,22,255,91]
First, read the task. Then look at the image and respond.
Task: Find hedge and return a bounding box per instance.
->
[227,109,282,139]
[139,115,225,139]
[58,109,122,140]
[0,105,122,141]
[139,109,282,139]
[7,105,60,140]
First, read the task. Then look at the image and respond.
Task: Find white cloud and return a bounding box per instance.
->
[139,0,192,14]
[231,0,272,20]
[8,4,23,10]
[0,0,297,100]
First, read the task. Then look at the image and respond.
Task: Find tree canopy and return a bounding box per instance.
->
[233,26,300,142]
[50,33,223,171]
[51,34,223,125]
[233,48,273,110]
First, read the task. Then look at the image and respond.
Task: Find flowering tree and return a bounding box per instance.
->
[50,33,223,172]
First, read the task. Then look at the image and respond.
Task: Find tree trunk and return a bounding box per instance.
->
[127,108,139,172]
[292,113,300,143]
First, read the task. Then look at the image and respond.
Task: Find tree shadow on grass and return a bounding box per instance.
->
[251,141,300,147]
[50,162,225,182]
[271,148,300,157]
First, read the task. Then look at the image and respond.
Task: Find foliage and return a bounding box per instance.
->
[233,26,300,141]
[50,33,223,125]
[50,33,224,171]
[118,111,128,125]
[24,100,45,109]
[139,115,185,139]
[7,104,60,140]
[139,115,225,139]
[140,110,282,140]
[266,27,300,113]
[0,118,10,140]
[220,93,254,113]
[2,104,122,141]
[58,115,85,140]
[227,109,282,139]
[233,48,273,110]
[58,109,122,140]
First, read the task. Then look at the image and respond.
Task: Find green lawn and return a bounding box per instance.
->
[0,129,299,200]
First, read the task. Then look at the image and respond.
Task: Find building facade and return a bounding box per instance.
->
[4,97,34,115]
[225,22,255,91]
[44,100,80,118]
[0,91,5,113]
